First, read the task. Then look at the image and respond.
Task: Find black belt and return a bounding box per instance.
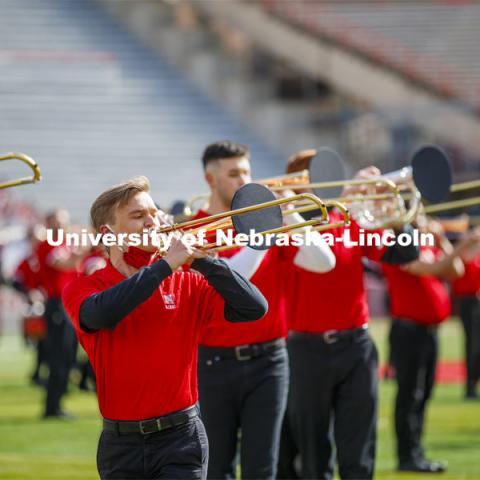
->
[103,404,198,435]
[290,325,369,345]
[394,317,438,331]
[199,338,286,362]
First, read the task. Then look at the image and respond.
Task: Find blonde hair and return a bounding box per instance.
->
[90,176,150,232]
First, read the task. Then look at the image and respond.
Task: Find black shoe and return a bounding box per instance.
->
[43,410,76,420]
[31,375,47,387]
[399,459,447,473]
[465,390,478,399]
[78,379,89,391]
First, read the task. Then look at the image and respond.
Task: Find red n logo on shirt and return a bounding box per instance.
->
[163,294,177,310]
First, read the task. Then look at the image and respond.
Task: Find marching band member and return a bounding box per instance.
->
[382,217,479,473]
[76,241,107,392]
[11,228,46,386]
[452,226,480,399]
[282,161,418,480]
[36,210,84,418]
[194,141,335,479]
[62,176,267,480]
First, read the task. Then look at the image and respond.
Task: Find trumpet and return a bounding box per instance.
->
[0,153,42,189]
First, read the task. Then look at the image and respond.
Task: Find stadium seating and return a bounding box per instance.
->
[262,0,480,111]
[0,0,281,221]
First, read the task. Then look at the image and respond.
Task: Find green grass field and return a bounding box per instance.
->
[0,319,479,480]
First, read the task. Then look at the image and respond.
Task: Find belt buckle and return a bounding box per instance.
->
[323,330,338,344]
[139,419,160,435]
[235,344,252,361]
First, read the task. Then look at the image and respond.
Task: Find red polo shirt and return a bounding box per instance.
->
[194,209,294,346]
[36,240,76,299]
[287,210,386,333]
[382,246,451,325]
[14,255,41,291]
[79,248,108,276]
[452,254,480,297]
[62,247,227,421]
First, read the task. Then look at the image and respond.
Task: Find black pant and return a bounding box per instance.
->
[97,416,209,479]
[32,337,47,382]
[288,331,378,480]
[79,359,97,391]
[277,407,300,479]
[389,318,438,465]
[459,296,480,394]
[198,344,289,479]
[44,298,77,415]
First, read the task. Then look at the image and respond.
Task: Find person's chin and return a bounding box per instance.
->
[138,244,158,253]
[224,197,234,210]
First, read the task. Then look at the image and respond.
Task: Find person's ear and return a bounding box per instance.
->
[205,171,216,190]
[99,225,110,236]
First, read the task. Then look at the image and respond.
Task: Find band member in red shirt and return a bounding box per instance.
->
[76,243,107,392]
[281,160,419,480]
[383,217,478,473]
[194,141,335,479]
[62,176,267,480]
[12,229,46,385]
[452,227,480,398]
[36,210,87,418]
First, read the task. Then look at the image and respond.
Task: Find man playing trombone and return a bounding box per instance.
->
[280,157,419,480]
[62,176,268,480]
[192,141,336,479]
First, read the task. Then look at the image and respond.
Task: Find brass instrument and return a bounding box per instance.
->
[181,147,344,218]
[424,179,480,215]
[271,145,453,229]
[159,183,350,252]
[0,153,41,189]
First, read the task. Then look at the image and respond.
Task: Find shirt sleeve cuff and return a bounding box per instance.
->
[150,259,173,281]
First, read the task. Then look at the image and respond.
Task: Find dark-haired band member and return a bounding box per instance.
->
[383,217,478,473]
[452,228,480,399]
[281,162,419,480]
[193,141,335,479]
[62,176,268,480]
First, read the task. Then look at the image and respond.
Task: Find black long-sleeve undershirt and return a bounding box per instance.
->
[381,224,419,265]
[79,257,268,332]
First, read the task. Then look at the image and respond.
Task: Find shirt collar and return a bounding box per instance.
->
[123,246,160,270]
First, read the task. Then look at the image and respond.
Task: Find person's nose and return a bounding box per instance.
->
[144,215,155,229]
[238,175,249,187]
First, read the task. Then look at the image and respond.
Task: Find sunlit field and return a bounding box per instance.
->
[0,319,479,480]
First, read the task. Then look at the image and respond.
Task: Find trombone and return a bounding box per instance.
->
[181,147,345,219]
[277,176,419,230]
[158,183,350,252]
[0,153,42,189]
[292,178,480,218]
[423,179,480,215]
[269,145,454,229]
[181,144,462,231]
